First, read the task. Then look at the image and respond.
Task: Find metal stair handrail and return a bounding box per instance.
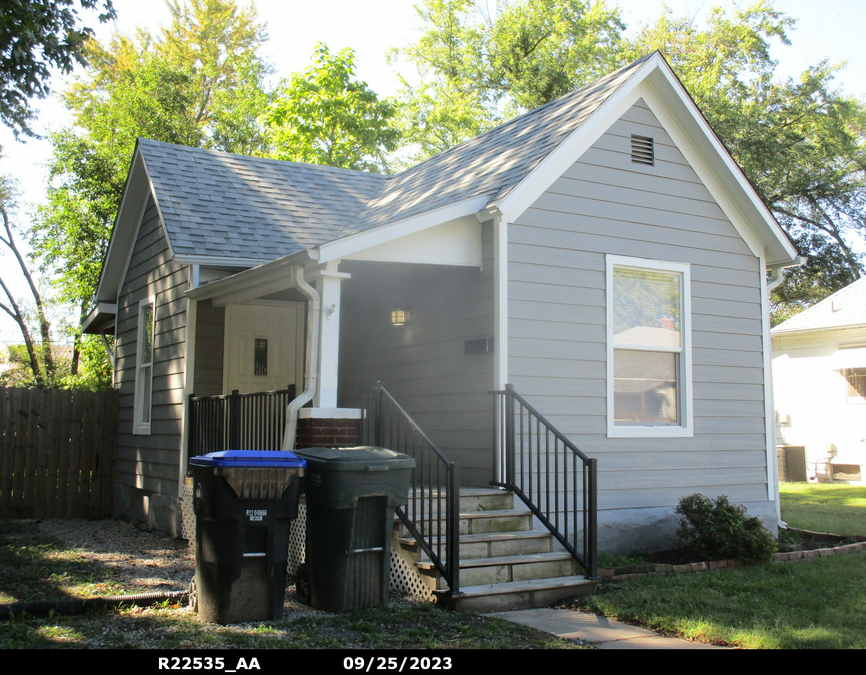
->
[361,382,460,594]
[491,384,598,579]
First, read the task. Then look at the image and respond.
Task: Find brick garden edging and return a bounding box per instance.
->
[599,533,866,582]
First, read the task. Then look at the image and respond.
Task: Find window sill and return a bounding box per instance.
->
[608,425,693,439]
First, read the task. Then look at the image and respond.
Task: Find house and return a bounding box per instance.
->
[772,277,866,483]
[82,52,799,556]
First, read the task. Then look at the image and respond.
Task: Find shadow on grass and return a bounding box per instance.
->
[0,520,121,605]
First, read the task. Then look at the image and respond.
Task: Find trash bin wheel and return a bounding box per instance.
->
[296,563,312,606]
[188,577,198,612]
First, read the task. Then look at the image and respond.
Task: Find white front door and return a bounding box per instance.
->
[223,301,305,394]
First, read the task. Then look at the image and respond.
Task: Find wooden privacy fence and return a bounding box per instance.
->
[0,387,118,519]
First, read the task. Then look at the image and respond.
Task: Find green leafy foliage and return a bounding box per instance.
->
[0,0,116,138]
[264,44,400,172]
[675,493,777,563]
[628,1,866,320]
[389,0,626,163]
[27,0,270,382]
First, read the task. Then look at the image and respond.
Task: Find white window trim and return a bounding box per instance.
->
[606,255,693,438]
[133,296,156,435]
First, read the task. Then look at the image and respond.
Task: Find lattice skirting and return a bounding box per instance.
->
[180,492,434,601]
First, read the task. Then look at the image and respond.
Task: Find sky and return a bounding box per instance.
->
[0,0,865,347]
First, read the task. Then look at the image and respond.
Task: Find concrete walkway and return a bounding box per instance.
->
[487,607,728,649]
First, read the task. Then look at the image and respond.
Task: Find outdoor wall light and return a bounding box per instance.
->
[391,309,411,326]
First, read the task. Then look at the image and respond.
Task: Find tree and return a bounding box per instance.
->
[263,44,400,173]
[29,0,270,378]
[629,2,866,322]
[0,176,58,387]
[0,0,115,138]
[389,0,625,163]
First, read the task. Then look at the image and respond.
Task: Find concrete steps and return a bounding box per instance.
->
[394,488,598,612]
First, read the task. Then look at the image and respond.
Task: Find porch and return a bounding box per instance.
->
[181,245,597,607]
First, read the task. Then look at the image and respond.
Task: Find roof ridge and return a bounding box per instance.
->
[137,137,388,181]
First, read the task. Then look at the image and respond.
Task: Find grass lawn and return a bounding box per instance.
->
[575,483,866,649]
[779,483,866,536]
[0,521,583,650]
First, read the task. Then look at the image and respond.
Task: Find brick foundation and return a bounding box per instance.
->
[295,418,360,449]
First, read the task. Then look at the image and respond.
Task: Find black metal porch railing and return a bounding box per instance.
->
[361,382,460,595]
[491,384,598,579]
[188,385,297,460]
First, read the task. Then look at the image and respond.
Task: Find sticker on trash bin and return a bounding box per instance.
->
[246,509,267,521]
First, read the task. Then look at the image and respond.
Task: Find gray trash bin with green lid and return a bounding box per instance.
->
[189,450,305,624]
[293,446,415,612]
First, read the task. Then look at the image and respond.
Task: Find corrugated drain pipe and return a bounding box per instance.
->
[282,265,321,451]
[0,590,189,619]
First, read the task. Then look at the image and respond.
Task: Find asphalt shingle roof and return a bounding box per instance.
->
[141,140,386,260]
[772,277,866,334]
[138,55,651,262]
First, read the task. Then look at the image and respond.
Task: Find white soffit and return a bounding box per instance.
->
[343,216,482,266]
[318,195,489,263]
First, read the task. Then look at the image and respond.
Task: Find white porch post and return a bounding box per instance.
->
[309,261,350,408]
[493,216,509,483]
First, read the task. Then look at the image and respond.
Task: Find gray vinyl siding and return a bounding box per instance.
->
[115,194,188,497]
[193,300,225,396]
[508,100,769,522]
[338,225,495,484]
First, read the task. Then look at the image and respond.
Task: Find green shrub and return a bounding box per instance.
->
[675,494,776,563]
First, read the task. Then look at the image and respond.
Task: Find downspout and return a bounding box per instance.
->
[765,258,805,529]
[282,265,320,451]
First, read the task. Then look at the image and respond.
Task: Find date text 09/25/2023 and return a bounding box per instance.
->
[156,655,454,672]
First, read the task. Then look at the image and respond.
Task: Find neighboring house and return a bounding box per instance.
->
[772,277,866,483]
[82,52,799,553]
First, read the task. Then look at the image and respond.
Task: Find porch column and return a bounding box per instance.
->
[309,261,350,408]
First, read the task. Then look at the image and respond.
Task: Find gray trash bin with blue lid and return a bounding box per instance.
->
[189,450,305,624]
[292,446,415,612]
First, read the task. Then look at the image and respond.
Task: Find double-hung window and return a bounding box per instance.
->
[133,298,155,435]
[606,256,692,437]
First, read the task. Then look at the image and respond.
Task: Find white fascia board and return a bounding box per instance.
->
[174,255,269,267]
[343,216,482,267]
[118,153,177,297]
[495,56,661,223]
[96,149,151,302]
[638,85,765,260]
[81,302,118,334]
[185,248,312,303]
[317,195,490,264]
[643,66,798,265]
[494,53,797,266]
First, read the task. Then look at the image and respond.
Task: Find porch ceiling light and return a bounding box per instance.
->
[391,309,411,326]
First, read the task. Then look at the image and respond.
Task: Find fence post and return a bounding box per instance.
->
[587,457,598,579]
[230,390,241,450]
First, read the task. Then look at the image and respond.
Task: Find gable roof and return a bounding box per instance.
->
[772,277,866,335]
[97,52,799,305]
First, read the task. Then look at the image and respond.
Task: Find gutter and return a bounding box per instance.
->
[282,265,321,451]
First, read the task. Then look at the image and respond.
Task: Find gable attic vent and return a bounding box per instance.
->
[631,135,654,166]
